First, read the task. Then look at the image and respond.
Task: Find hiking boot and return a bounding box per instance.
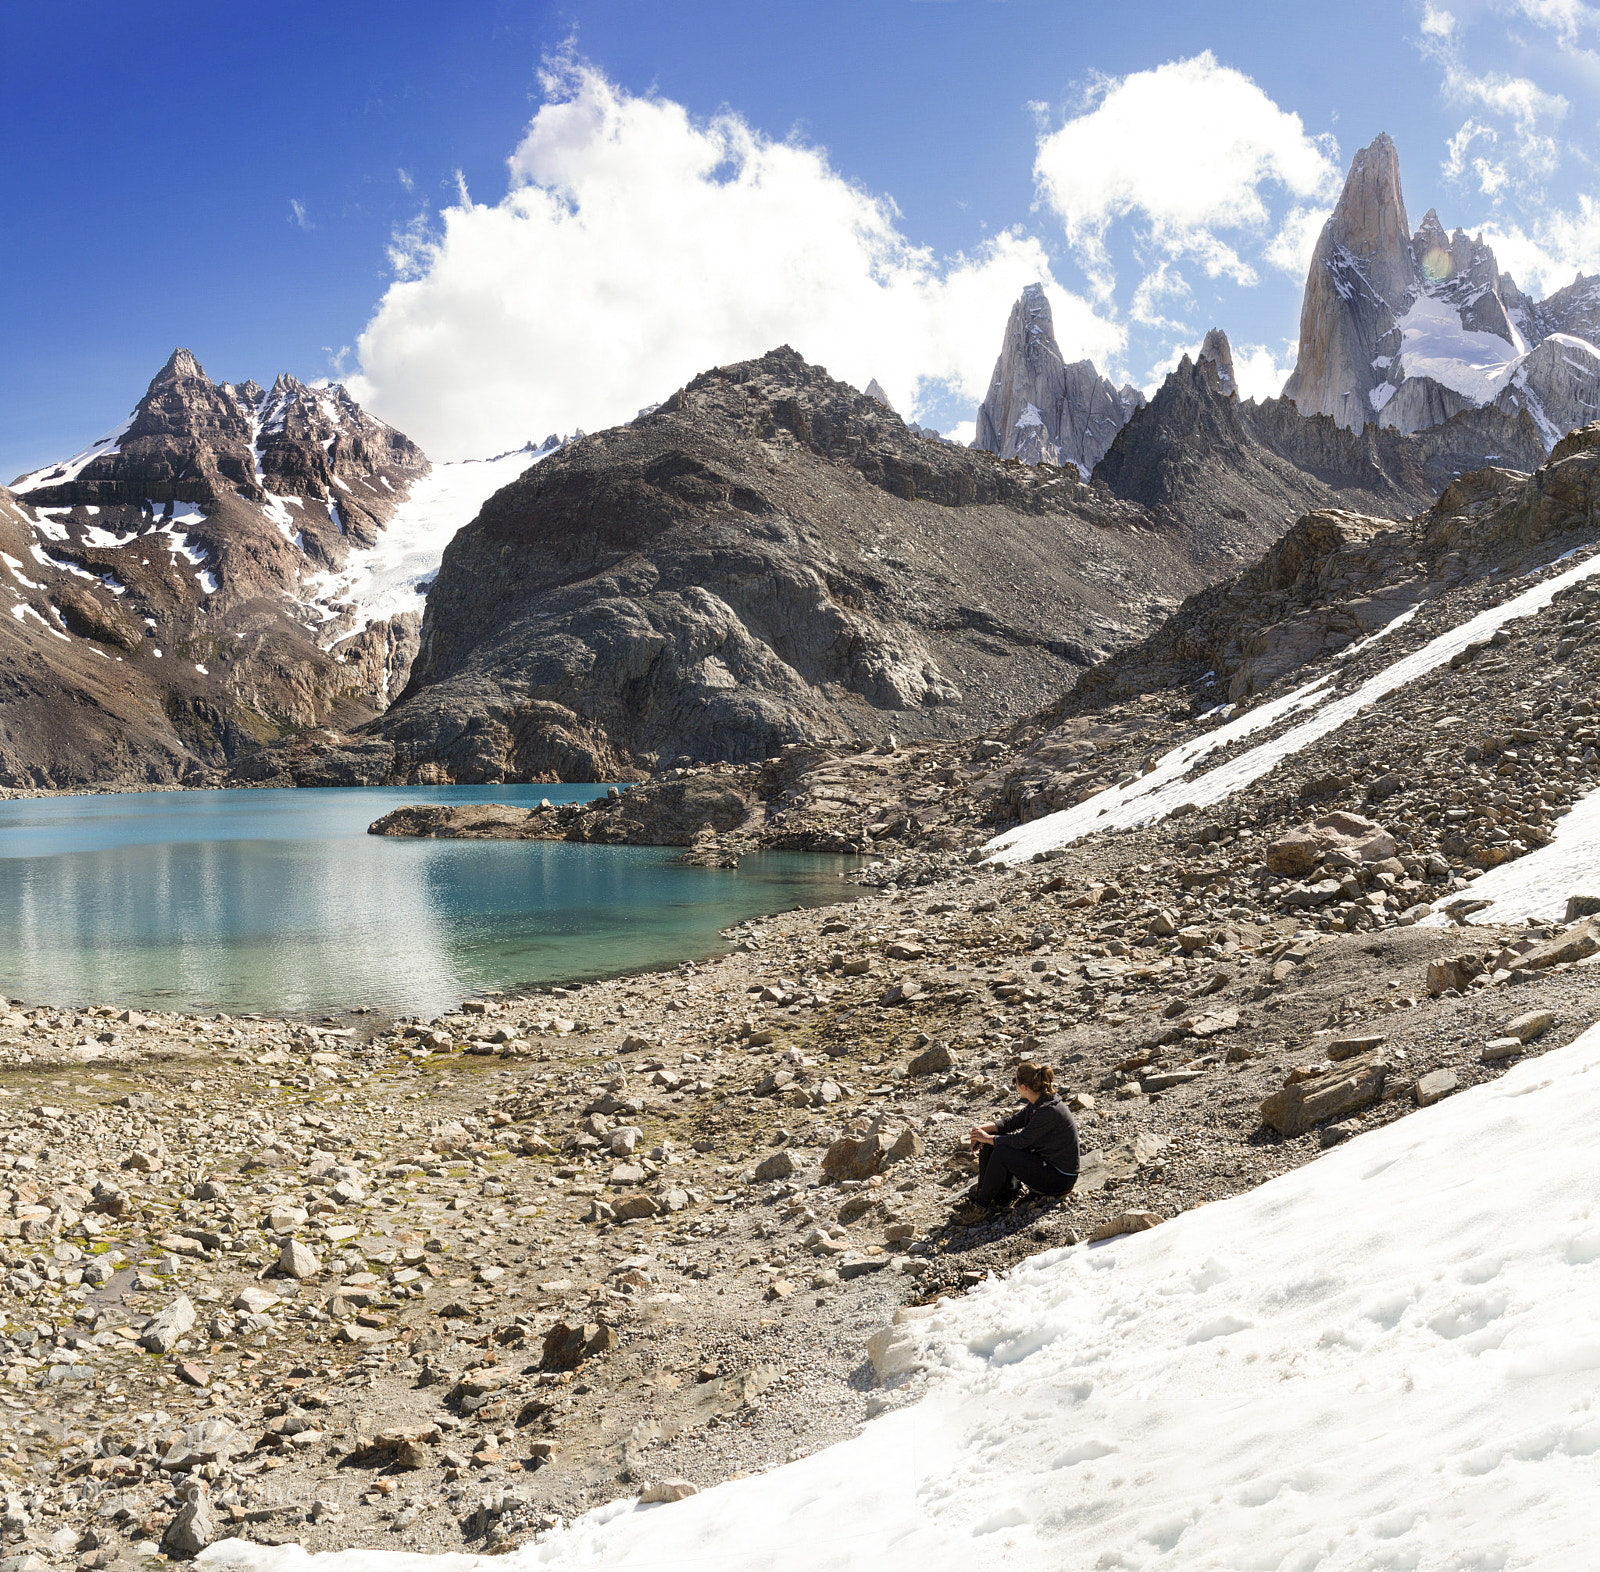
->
[951,1199,993,1227]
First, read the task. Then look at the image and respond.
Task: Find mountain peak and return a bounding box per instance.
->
[1199,329,1237,397]
[973,284,1141,474]
[155,347,209,385]
[864,378,895,412]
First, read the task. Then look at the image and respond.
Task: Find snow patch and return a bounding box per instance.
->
[988,551,1600,863]
[9,415,134,494]
[300,447,552,633]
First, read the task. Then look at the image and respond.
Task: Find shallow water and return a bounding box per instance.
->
[0,786,857,1017]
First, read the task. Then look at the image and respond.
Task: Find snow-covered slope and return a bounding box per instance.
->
[985,543,1600,865]
[303,444,559,633]
[199,1013,1600,1571]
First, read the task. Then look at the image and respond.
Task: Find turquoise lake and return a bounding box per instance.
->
[0,786,858,1018]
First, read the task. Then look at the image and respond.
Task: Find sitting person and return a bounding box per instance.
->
[955,1061,1079,1222]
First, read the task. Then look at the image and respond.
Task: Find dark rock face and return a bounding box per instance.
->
[346,347,1238,784]
[0,348,433,788]
[1092,345,1543,561]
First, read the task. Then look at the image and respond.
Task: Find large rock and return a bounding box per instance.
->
[1267,812,1395,876]
[1260,1059,1389,1137]
[139,1295,196,1355]
[1515,919,1600,971]
[164,1493,215,1558]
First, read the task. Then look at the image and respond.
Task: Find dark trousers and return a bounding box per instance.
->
[976,1143,1076,1205]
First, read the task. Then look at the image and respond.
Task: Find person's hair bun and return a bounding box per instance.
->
[1015,1061,1055,1096]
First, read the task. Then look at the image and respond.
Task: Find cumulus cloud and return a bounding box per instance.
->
[348,59,1119,460]
[1032,52,1341,293]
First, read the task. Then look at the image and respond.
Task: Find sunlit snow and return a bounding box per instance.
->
[302,448,550,631]
[986,548,1600,863]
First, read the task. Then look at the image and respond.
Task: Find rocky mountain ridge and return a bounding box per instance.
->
[246,337,1556,791]
[1,351,487,787]
[1283,133,1600,444]
[972,284,1145,473]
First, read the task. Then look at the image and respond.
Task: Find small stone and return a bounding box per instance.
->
[1320,1119,1362,1148]
[640,1479,699,1504]
[754,1150,796,1182]
[764,1279,794,1301]
[613,1193,658,1220]
[1415,1069,1459,1107]
[175,1360,210,1388]
[233,1285,279,1314]
[1503,1010,1554,1043]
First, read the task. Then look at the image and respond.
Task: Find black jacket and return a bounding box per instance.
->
[994,1093,1079,1175]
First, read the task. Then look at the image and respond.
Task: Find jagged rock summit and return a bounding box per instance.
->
[1283,134,1600,445]
[0,349,531,787]
[973,284,1145,474]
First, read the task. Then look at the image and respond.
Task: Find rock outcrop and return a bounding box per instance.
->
[1283,134,1600,447]
[973,285,1144,474]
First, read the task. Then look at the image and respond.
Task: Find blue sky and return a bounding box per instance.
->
[5,0,1599,477]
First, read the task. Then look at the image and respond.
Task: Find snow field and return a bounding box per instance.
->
[986,547,1600,865]
[301,449,548,633]
[201,1021,1600,1572]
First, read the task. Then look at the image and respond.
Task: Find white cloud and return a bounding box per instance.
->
[289,199,312,230]
[348,59,1120,461]
[1421,14,1570,182]
[1515,0,1600,47]
[1481,193,1600,294]
[1231,340,1297,402]
[1129,262,1192,329]
[1264,205,1332,279]
[1032,52,1342,294]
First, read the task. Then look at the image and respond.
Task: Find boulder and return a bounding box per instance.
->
[139,1295,196,1355]
[907,1043,955,1077]
[277,1239,320,1279]
[1415,1070,1459,1107]
[640,1480,699,1504]
[1260,1058,1389,1137]
[754,1150,797,1182]
[164,1493,215,1558]
[1503,1010,1554,1043]
[1515,918,1600,971]
[541,1321,618,1371]
[1267,811,1395,876]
